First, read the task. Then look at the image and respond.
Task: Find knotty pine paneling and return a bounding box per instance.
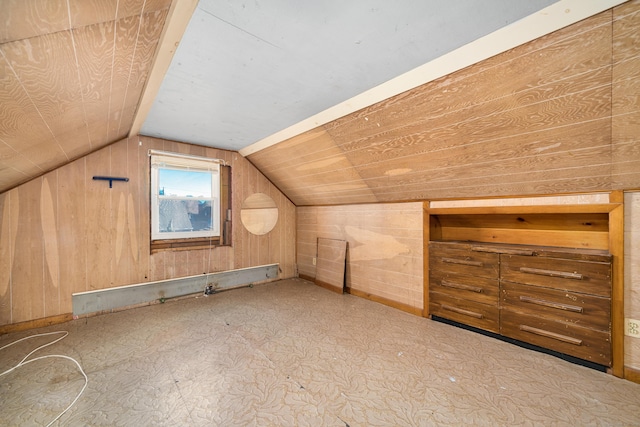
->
[297,203,423,311]
[248,9,628,206]
[0,136,296,326]
[625,191,640,371]
[0,0,170,193]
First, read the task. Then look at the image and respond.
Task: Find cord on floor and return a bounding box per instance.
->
[0,331,88,426]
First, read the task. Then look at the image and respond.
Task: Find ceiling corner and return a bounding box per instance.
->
[129,0,199,138]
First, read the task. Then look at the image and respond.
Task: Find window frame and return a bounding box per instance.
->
[149,150,231,253]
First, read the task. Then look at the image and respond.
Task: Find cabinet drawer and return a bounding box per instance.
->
[429,293,499,333]
[501,311,611,366]
[501,255,611,297]
[501,281,610,331]
[429,242,499,279]
[430,270,498,305]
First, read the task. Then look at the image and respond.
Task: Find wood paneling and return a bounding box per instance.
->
[297,203,423,311]
[4,31,87,159]
[0,0,170,44]
[85,145,114,291]
[0,192,13,324]
[111,141,135,286]
[0,0,69,44]
[10,179,44,322]
[427,195,626,375]
[57,157,87,308]
[612,2,640,189]
[73,20,116,150]
[0,51,66,177]
[41,173,60,317]
[247,8,640,206]
[248,128,377,206]
[433,212,610,250]
[0,0,171,193]
[624,191,640,371]
[315,238,347,293]
[0,136,296,326]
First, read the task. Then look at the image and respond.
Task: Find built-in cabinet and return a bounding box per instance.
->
[429,241,612,366]
[425,193,625,376]
[429,242,500,333]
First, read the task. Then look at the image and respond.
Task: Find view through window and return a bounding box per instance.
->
[150,152,220,241]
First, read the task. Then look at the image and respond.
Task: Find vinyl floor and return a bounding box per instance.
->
[1,278,639,426]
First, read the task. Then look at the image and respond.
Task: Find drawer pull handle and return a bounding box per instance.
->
[519,267,583,280]
[472,246,534,256]
[441,304,483,319]
[519,296,584,313]
[519,325,583,346]
[441,280,483,293]
[442,257,483,267]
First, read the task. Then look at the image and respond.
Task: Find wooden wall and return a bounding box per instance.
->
[248,3,640,207]
[625,192,640,373]
[613,1,640,188]
[267,1,640,378]
[297,203,423,314]
[0,0,172,193]
[0,136,296,326]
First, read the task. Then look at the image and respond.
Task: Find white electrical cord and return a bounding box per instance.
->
[0,331,88,426]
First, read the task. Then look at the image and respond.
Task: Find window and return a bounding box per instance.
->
[150,150,231,251]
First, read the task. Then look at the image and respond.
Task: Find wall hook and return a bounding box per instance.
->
[92,176,129,188]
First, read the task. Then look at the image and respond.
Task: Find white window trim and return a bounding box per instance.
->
[149,150,225,241]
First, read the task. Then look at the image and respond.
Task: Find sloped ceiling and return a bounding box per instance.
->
[0,0,172,193]
[0,0,628,200]
[140,0,558,150]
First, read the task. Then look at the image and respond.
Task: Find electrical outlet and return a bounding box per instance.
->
[626,318,640,337]
[312,257,316,266]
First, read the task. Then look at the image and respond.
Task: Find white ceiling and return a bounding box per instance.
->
[140,0,559,152]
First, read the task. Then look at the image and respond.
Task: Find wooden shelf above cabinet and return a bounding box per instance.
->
[427,203,619,215]
[428,209,611,251]
[424,193,625,377]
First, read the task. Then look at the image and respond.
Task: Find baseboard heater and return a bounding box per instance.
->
[72,264,279,316]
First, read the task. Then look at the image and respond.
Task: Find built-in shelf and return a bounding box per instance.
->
[423,192,625,377]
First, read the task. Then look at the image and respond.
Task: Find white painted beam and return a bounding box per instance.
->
[129,0,199,138]
[239,0,628,157]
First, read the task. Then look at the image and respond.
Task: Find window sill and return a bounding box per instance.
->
[151,237,223,254]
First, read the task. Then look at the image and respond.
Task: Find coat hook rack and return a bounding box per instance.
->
[93,176,129,188]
